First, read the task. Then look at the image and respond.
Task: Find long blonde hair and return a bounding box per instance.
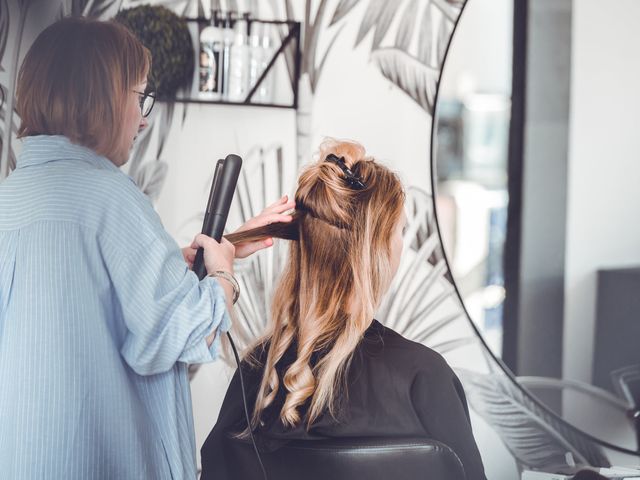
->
[227,139,405,429]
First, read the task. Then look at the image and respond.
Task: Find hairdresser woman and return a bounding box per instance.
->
[0,17,293,479]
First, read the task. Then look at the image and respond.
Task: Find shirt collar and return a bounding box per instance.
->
[16,135,120,173]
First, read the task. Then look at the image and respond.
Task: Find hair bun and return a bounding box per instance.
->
[294,139,371,228]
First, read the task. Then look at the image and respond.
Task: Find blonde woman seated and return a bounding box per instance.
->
[201,140,487,480]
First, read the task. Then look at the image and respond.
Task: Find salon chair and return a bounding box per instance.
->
[611,364,640,449]
[223,435,466,480]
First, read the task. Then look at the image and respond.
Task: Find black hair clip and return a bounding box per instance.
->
[325,154,367,190]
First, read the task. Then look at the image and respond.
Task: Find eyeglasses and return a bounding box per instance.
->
[133,90,156,117]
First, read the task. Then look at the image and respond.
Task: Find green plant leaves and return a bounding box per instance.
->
[114,5,194,98]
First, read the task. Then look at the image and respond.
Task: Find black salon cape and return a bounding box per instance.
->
[200,320,487,480]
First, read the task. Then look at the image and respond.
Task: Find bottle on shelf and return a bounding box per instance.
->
[254,23,275,104]
[227,14,251,102]
[248,22,262,101]
[188,13,291,106]
[219,11,234,101]
[198,11,223,100]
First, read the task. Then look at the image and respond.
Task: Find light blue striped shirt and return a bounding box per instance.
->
[0,135,231,479]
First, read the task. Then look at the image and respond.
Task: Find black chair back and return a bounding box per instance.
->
[223,435,466,480]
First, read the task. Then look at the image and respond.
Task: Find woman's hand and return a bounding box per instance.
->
[190,234,235,274]
[232,194,295,259]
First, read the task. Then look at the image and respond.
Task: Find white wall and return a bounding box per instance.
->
[564,0,640,384]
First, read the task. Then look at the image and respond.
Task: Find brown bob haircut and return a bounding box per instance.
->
[16,17,151,161]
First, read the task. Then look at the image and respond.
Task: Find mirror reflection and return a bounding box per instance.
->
[434,0,512,356]
[434,0,640,462]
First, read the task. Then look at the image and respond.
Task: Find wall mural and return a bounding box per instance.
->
[1,0,639,478]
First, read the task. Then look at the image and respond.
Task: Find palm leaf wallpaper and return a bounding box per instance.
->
[1,0,639,477]
[459,366,611,471]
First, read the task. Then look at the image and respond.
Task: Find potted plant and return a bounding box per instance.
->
[115,5,193,99]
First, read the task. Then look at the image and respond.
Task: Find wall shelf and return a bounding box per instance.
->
[176,16,301,110]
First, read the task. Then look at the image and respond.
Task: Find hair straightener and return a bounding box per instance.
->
[192,154,268,480]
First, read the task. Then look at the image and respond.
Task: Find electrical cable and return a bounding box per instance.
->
[226,331,268,480]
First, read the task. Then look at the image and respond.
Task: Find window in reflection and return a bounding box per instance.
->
[433,0,512,357]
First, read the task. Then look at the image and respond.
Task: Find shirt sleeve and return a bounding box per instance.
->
[108,232,232,375]
[410,360,487,480]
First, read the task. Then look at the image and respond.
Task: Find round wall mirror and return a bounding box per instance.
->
[432,0,640,465]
